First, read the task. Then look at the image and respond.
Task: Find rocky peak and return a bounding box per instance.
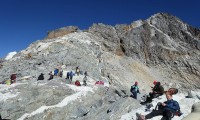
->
[46,26,79,39]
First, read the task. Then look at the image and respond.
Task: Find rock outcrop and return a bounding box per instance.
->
[182,102,200,120]
[46,26,79,39]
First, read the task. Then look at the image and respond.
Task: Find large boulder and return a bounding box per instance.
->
[182,102,200,120]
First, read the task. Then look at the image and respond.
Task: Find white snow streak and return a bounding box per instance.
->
[5,51,17,60]
[17,86,93,120]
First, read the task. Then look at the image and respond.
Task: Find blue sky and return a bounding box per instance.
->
[0,0,199,58]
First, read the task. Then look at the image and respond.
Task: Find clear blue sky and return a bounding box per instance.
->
[0,0,199,58]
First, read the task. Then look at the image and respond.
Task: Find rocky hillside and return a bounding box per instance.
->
[0,12,200,120]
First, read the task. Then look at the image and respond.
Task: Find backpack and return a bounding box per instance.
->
[130,85,139,93]
[75,80,81,86]
[168,88,178,95]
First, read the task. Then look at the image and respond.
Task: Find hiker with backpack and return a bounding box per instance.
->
[137,91,181,120]
[141,81,164,105]
[130,81,140,99]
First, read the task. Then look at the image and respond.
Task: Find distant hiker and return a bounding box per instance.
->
[82,76,87,86]
[150,81,164,98]
[54,68,59,76]
[75,80,81,86]
[69,71,74,81]
[76,66,80,76]
[48,71,54,80]
[141,81,164,105]
[137,91,180,120]
[84,71,88,76]
[10,73,16,84]
[130,81,140,99]
[59,70,63,78]
[66,72,70,79]
[37,73,44,80]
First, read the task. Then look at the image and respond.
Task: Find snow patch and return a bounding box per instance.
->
[0,92,19,102]
[0,83,23,102]
[5,51,17,60]
[17,86,93,120]
[131,20,143,28]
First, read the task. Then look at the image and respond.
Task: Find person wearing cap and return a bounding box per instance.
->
[141,81,164,105]
[130,81,140,99]
[150,81,164,98]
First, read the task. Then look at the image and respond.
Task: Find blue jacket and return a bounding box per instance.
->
[163,99,180,113]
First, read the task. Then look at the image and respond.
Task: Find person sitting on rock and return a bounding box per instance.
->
[150,81,164,98]
[76,66,80,76]
[54,68,59,76]
[141,81,164,105]
[59,70,63,78]
[82,76,87,86]
[84,71,88,76]
[130,81,140,99]
[37,73,44,81]
[48,71,54,80]
[10,73,17,84]
[137,91,180,120]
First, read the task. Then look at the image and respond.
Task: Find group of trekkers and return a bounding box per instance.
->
[37,66,89,86]
[130,80,182,120]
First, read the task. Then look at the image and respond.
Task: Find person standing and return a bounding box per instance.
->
[130,81,140,99]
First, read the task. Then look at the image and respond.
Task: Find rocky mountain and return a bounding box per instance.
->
[0,12,200,120]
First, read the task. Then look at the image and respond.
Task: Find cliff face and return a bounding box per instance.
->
[0,13,200,120]
[88,13,200,88]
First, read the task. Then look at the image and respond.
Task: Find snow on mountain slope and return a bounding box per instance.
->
[5,51,17,60]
